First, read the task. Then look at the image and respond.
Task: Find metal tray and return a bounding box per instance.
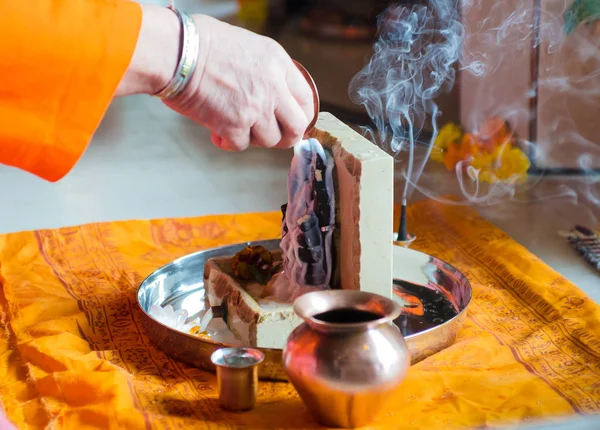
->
[137,239,472,381]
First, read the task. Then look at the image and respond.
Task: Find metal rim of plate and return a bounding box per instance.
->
[136,239,472,381]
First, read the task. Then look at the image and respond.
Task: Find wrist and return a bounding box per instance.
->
[116,5,181,97]
[154,9,201,99]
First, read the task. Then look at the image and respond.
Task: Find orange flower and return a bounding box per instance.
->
[443,133,479,171]
[443,142,461,170]
[461,133,480,153]
[477,117,513,152]
[431,122,462,162]
[434,118,522,178]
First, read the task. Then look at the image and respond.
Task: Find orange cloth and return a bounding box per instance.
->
[0,0,142,182]
[0,201,599,429]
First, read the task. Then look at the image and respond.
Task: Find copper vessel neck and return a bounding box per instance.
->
[293,290,402,333]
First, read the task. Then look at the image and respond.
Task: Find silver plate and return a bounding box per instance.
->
[137,239,472,381]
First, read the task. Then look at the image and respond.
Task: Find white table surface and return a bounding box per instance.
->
[0,2,598,428]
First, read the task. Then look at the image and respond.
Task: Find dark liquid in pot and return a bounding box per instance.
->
[313,308,382,323]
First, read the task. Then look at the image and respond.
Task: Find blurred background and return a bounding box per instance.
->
[239,0,461,131]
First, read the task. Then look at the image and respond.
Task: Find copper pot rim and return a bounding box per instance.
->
[292,60,320,136]
[293,290,402,332]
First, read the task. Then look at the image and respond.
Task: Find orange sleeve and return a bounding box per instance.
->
[0,0,142,182]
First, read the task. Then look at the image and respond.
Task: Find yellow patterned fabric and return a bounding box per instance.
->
[0,201,599,429]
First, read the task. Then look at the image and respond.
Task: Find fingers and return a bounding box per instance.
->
[212,94,307,151]
[211,133,227,150]
[274,93,310,149]
[213,100,308,151]
[250,113,283,149]
[211,131,250,152]
[206,52,314,152]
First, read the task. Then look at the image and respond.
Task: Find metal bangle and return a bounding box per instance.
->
[154,8,199,100]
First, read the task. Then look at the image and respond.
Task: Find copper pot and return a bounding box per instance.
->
[282,290,410,428]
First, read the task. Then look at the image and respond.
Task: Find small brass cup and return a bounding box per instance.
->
[211,347,265,412]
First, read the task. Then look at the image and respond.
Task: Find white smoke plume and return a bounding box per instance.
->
[349,1,462,204]
[456,0,598,224]
[350,0,600,227]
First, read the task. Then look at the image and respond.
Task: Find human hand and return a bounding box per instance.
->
[117,6,315,152]
[165,14,315,151]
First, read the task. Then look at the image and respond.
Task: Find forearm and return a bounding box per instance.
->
[115,5,181,97]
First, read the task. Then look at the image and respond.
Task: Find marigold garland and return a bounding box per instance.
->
[432,118,531,184]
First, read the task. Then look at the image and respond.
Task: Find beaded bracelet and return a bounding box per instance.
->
[154,7,199,100]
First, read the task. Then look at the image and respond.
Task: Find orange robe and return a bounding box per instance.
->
[0,0,142,182]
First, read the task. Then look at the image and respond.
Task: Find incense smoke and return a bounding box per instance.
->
[456,0,599,222]
[349,1,462,205]
[351,0,600,226]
